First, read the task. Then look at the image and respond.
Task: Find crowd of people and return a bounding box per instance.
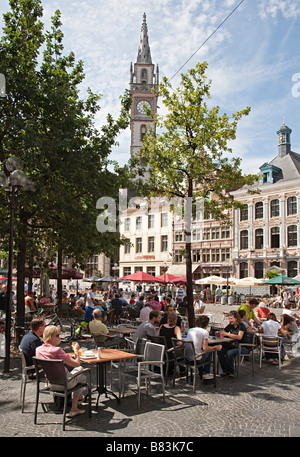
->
[14,280,300,422]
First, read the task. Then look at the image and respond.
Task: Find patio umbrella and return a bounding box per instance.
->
[118,271,164,283]
[0,277,7,281]
[170,275,195,285]
[155,273,180,283]
[99,275,116,282]
[83,276,102,282]
[263,275,300,285]
[195,275,227,285]
[234,277,264,286]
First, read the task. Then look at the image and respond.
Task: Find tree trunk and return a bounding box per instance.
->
[16,214,27,345]
[56,246,63,313]
[185,181,195,329]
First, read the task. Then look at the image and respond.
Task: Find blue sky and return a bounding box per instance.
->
[1,0,300,174]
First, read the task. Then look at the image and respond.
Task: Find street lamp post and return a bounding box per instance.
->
[0,157,35,373]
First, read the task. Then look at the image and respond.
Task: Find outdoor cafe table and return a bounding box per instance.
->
[108,326,136,336]
[208,336,233,385]
[72,348,139,408]
[108,326,137,348]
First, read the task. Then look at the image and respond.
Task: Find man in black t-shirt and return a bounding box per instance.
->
[160,305,182,328]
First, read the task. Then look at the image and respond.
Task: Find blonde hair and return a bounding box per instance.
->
[43,325,60,344]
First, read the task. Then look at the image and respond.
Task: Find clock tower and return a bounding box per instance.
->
[129,13,159,159]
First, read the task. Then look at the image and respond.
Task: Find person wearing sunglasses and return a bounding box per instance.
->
[36,325,86,417]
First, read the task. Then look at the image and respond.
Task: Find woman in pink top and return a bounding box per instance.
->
[36,325,86,417]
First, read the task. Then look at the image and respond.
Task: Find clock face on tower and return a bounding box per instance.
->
[136,100,151,114]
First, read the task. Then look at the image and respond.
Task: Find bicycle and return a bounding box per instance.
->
[44,306,75,343]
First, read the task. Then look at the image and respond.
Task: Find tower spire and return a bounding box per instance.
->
[137,13,152,64]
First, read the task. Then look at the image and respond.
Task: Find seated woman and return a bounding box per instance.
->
[35,325,87,417]
[258,313,289,363]
[217,311,248,378]
[157,312,182,350]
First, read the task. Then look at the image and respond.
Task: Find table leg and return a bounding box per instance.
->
[95,362,120,408]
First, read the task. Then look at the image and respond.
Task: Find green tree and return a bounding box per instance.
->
[0,2,131,317]
[133,62,257,327]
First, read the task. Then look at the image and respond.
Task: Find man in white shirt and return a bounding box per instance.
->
[75,284,98,335]
[186,315,221,379]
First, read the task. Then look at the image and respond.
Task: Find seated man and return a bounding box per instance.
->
[139,303,152,322]
[238,298,261,328]
[132,309,162,342]
[24,291,37,314]
[186,315,222,379]
[88,308,120,347]
[109,293,124,324]
[160,305,182,328]
[19,317,46,377]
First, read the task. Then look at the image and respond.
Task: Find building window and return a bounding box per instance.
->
[255,228,264,249]
[140,124,147,141]
[287,196,297,216]
[135,266,143,272]
[270,227,280,248]
[240,230,248,250]
[161,235,168,252]
[211,227,220,239]
[148,214,154,229]
[287,260,298,278]
[123,267,131,276]
[192,249,201,262]
[161,213,168,227]
[287,225,297,247]
[174,250,184,263]
[254,262,264,279]
[136,237,142,253]
[270,199,280,218]
[240,205,248,221]
[202,249,210,263]
[175,231,185,242]
[192,229,201,241]
[221,226,230,239]
[147,266,156,275]
[240,262,248,279]
[136,216,142,230]
[221,248,230,262]
[141,69,147,81]
[125,218,130,231]
[148,236,155,252]
[255,202,263,219]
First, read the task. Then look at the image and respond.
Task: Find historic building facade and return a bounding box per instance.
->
[231,123,300,279]
[119,15,300,283]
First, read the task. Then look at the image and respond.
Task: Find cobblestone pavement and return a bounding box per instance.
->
[0,304,299,442]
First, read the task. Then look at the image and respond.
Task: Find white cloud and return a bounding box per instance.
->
[258,0,300,20]
[1,0,300,174]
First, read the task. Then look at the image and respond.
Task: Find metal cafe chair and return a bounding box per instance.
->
[20,348,36,413]
[259,336,283,370]
[121,341,165,409]
[32,357,91,431]
[172,338,216,393]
